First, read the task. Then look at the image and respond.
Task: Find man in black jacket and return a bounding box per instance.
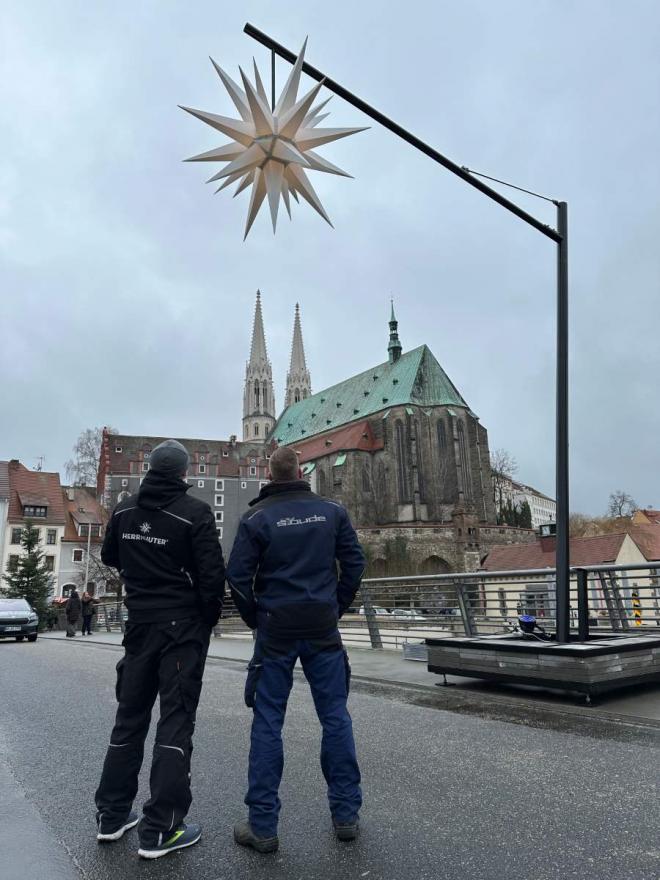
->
[94,439,225,860]
[227,446,365,853]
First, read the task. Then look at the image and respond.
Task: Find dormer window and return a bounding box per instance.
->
[24,505,47,518]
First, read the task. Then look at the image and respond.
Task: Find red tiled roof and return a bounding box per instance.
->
[0,462,10,500]
[7,461,66,525]
[482,532,632,571]
[62,487,106,543]
[629,525,660,561]
[636,509,660,525]
[288,420,383,464]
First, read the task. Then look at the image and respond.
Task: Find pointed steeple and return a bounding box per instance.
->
[388,298,402,364]
[243,291,276,441]
[285,303,312,408]
[249,289,268,366]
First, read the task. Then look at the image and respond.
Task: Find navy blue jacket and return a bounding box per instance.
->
[226,480,365,638]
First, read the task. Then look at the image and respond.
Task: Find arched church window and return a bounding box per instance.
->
[415,420,425,501]
[262,381,268,412]
[437,418,447,453]
[457,421,472,500]
[254,424,259,437]
[395,420,410,502]
[254,381,260,408]
[295,388,301,403]
[362,463,370,492]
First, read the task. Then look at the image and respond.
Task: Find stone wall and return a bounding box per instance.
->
[357,522,536,577]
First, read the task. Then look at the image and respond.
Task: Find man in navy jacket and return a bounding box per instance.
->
[227,446,365,853]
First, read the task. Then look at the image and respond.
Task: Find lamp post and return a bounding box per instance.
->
[243,23,571,642]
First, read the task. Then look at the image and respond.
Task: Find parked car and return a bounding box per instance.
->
[358,606,391,616]
[390,609,427,622]
[0,598,39,642]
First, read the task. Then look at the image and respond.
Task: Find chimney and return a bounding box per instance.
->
[229,434,237,446]
[538,522,557,554]
[67,488,75,502]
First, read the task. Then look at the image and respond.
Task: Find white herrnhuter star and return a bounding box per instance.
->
[140,522,151,534]
[180,40,367,239]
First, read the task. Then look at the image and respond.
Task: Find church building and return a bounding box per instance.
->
[266,300,526,574]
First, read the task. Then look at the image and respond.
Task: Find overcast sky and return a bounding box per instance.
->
[1,1,659,514]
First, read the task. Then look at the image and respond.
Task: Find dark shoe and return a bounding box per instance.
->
[137,822,202,859]
[97,810,139,842]
[233,820,279,854]
[333,817,359,841]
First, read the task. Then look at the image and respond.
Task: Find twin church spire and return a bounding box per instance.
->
[242,292,312,441]
[243,293,402,441]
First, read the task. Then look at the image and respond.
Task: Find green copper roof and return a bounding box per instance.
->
[271,345,469,446]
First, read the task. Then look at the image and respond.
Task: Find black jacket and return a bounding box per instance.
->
[101,471,225,624]
[66,591,81,622]
[226,480,365,638]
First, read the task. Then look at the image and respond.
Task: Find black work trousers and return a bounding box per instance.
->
[95,618,210,845]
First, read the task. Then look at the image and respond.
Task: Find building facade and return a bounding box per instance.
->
[58,486,107,598]
[481,527,651,624]
[1,460,66,595]
[97,431,271,553]
[0,462,9,573]
[494,475,556,529]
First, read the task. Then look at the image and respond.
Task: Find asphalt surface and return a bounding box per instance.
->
[1,638,660,880]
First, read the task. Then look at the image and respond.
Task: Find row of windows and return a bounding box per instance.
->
[11,527,58,545]
[116,444,232,461]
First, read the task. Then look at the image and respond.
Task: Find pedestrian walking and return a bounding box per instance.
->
[94,439,225,860]
[81,591,97,635]
[65,588,81,637]
[226,446,366,854]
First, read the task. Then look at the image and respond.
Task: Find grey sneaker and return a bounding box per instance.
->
[97,810,139,842]
[233,820,279,853]
[333,817,359,841]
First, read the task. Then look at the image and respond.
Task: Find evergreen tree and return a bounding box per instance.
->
[517,500,533,529]
[1,523,52,625]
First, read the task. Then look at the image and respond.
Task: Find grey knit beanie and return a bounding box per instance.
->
[149,439,190,477]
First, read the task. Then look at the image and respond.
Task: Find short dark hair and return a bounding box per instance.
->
[269,446,300,482]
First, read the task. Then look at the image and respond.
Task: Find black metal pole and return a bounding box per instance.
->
[271,48,275,111]
[556,201,570,642]
[244,23,559,243]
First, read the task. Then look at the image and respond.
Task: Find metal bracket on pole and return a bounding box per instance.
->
[576,568,590,641]
[360,583,383,649]
[456,583,476,637]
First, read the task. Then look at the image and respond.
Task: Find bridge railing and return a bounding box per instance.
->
[88,562,660,650]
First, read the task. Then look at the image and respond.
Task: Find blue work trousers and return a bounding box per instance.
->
[245,634,362,836]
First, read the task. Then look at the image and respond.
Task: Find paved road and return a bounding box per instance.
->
[1,638,660,880]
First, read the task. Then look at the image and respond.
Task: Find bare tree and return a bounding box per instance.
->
[73,546,124,632]
[606,490,637,518]
[490,448,518,522]
[65,426,117,487]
